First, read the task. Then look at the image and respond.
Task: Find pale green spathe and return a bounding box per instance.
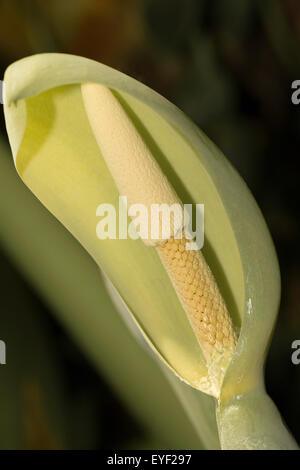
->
[4,53,297,448]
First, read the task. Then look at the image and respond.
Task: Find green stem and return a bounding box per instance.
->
[216,388,299,450]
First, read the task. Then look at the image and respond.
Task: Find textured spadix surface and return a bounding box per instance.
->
[3,54,284,413]
[81,82,237,396]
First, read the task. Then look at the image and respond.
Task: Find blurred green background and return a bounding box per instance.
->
[0,0,299,449]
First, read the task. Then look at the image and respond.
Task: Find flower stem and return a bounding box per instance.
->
[216,388,299,450]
